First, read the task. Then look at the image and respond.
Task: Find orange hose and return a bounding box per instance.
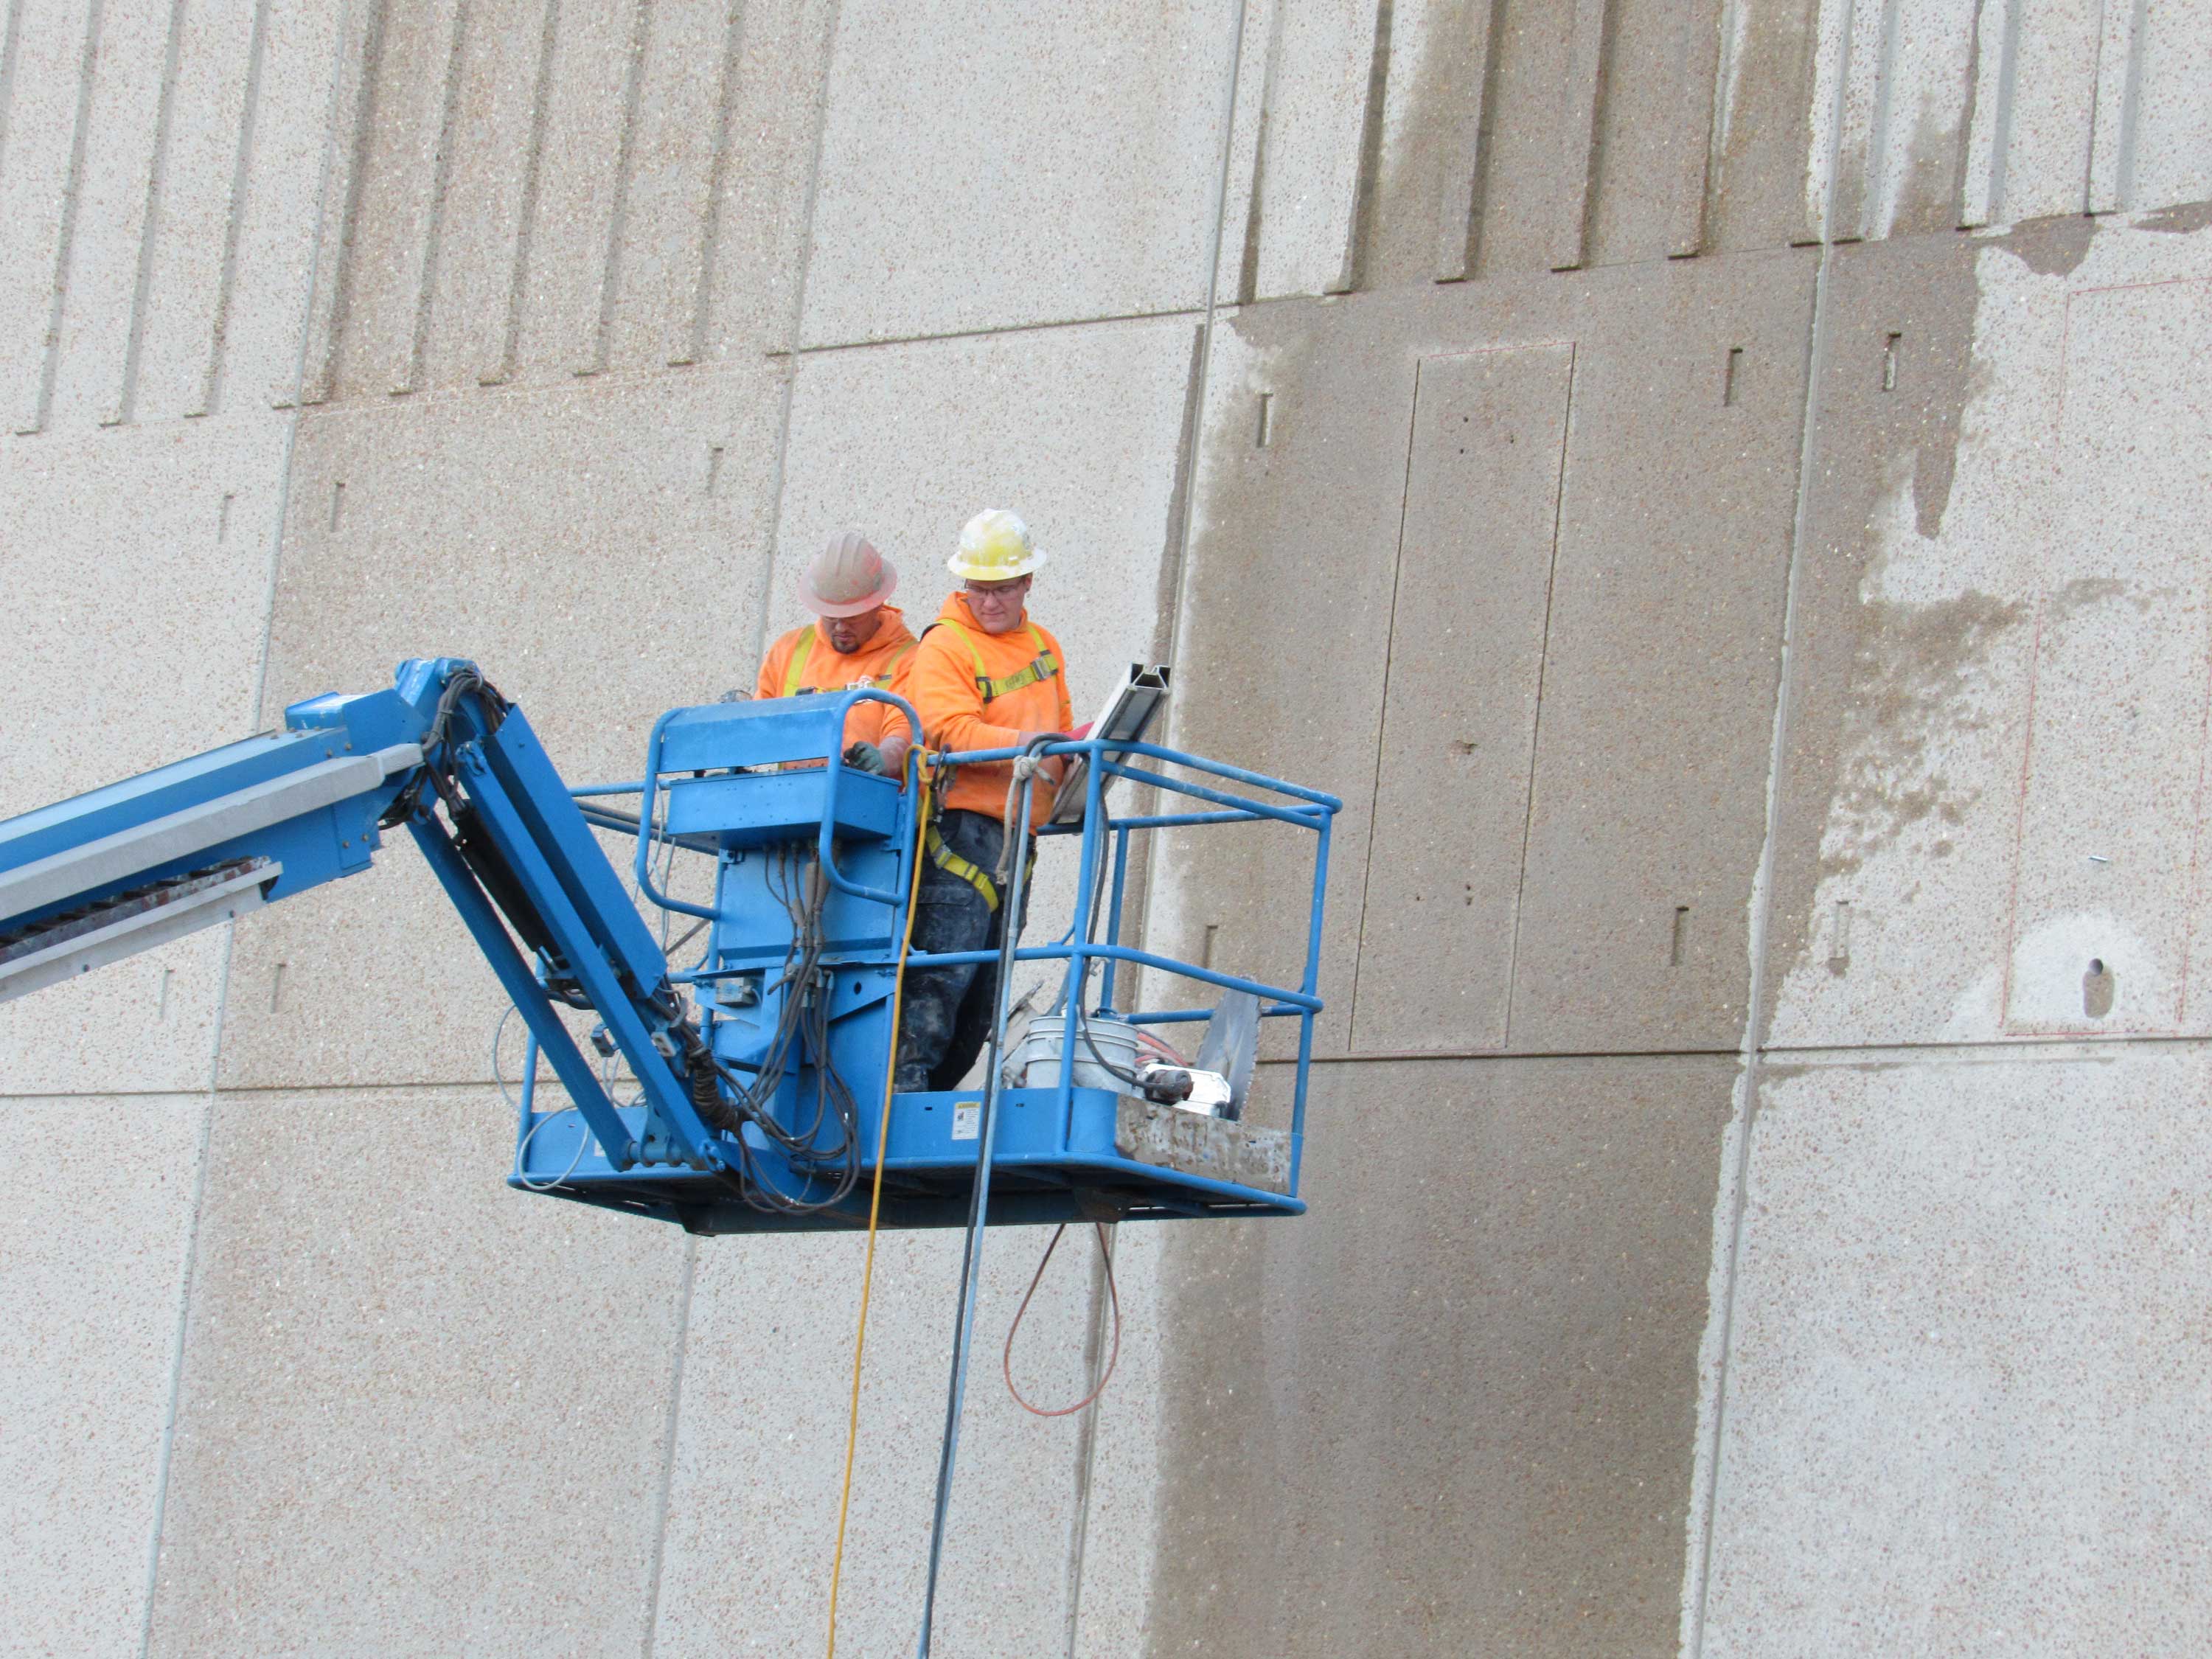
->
[1003,1222,1121,1419]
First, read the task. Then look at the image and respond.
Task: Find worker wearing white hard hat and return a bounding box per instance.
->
[754,530,917,774]
[894,509,1074,1091]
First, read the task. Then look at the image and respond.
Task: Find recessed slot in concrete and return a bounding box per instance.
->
[1827,899,1852,973]
[270,961,286,1013]
[328,481,344,532]
[158,965,173,1020]
[1670,905,1690,967]
[2084,957,2115,1018]
[218,493,234,542]
[1882,332,1901,392]
[1202,923,1220,970]
[1256,392,1274,448]
[1722,347,1742,406]
[706,445,726,496]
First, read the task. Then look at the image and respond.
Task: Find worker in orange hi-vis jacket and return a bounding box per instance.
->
[755,531,918,776]
[894,508,1074,1092]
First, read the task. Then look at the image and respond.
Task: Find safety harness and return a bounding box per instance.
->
[921,618,1057,911]
[780,625,916,698]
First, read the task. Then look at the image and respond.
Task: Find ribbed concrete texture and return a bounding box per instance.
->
[4,0,2212,1654]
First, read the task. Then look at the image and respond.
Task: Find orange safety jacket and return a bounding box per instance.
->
[753,606,918,754]
[908,593,1074,821]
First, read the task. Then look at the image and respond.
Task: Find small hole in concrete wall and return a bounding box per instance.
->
[1882,333,1901,392]
[1722,347,1742,406]
[1256,392,1274,448]
[1670,905,1689,967]
[2084,959,2115,1019]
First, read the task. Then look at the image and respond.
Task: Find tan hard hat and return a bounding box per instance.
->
[800,530,898,617]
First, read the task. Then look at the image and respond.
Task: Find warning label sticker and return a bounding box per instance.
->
[952,1103,980,1141]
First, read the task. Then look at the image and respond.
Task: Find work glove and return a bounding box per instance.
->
[843,740,887,776]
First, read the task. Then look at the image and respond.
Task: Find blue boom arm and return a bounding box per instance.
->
[0,657,730,1175]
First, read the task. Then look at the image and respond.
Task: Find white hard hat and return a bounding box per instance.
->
[947,508,1046,581]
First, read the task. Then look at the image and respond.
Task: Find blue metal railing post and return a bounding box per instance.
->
[632,709,717,922]
[1287,809,1335,1187]
[1099,822,1132,1012]
[1054,739,1110,1138]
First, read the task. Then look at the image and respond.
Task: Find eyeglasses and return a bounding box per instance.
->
[962,581,1027,605]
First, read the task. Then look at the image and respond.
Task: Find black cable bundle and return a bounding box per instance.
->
[703,844,865,1217]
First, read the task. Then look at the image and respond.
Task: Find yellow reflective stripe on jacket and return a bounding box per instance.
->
[926,820,999,911]
[781,626,819,698]
[782,629,914,698]
[933,618,1057,706]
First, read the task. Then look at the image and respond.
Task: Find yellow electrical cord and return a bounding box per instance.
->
[824,754,933,1658]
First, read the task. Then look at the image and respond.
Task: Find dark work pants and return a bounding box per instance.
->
[895,807,1031,1092]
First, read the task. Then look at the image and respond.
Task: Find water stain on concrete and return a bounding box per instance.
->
[1710,0,1826,249]
[2001,212,2096,278]
[1758,232,1992,1020]
[1891,94,1969,240]
[2135,200,2212,237]
[1819,589,2024,881]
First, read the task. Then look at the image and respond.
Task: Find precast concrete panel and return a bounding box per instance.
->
[1164,253,1812,1062]
[1350,341,1573,1054]
[375,0,835,389]
[1698,1047,2212,1658]
[142,1088,687,1658]
[0,1093,207,1659]
[1147,1054,1733,1658]
[216,366,783,1090]
[2003,275,2212,1036]
[1762,216,2212,1051]
[799,0,1237,346]
[655,1220,1140,1657]
[1450,0,1579,280]
[1153,302,1416,1059]
[1501,251,1812,1054]
[0,414,293,1096]
[0,0,340,425]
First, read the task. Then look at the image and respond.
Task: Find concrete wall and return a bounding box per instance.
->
[3,1,2210,1654]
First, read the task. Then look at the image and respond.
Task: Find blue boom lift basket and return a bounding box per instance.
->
[524,692,1340,1232]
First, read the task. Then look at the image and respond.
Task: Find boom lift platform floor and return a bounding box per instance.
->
[0,658,1340,1234]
